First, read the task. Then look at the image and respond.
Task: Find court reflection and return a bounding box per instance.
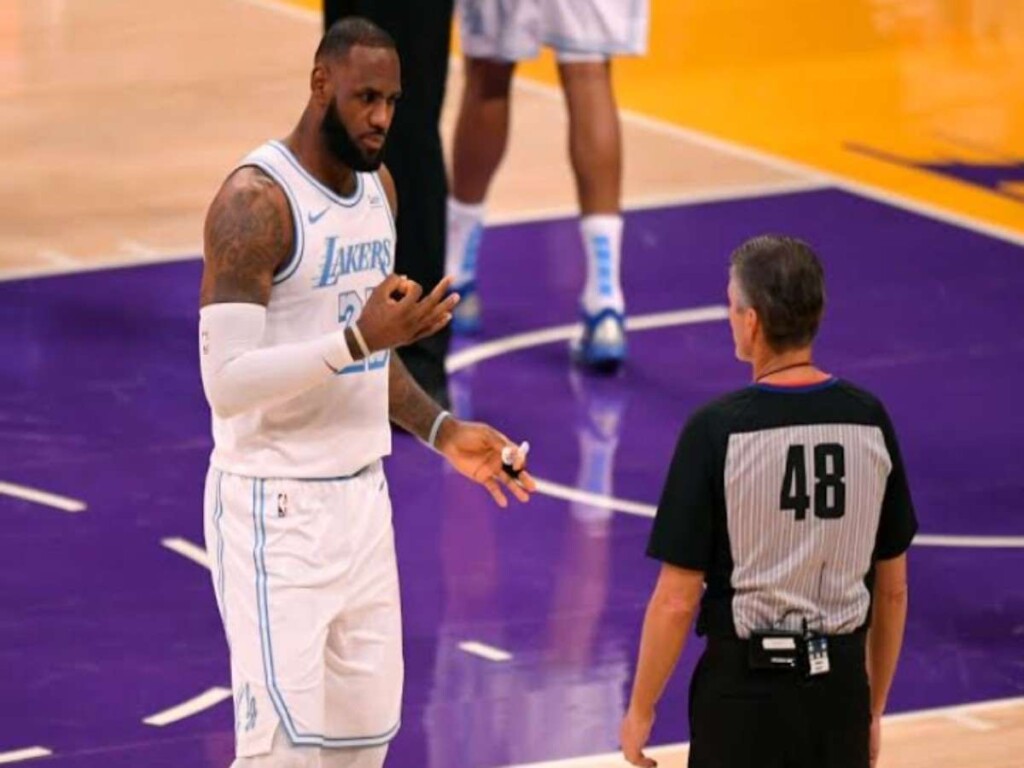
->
[422,366,632,766]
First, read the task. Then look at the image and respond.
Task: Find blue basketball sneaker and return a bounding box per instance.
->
[451,280,482,336]
[571,307,627,372]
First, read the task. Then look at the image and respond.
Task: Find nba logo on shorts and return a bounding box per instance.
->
[277,493,288,518]
[235,683,258,733]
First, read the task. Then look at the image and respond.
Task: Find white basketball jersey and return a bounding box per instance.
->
[210,140,396,479]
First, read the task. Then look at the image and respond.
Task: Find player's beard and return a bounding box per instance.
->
[321,97,386,172]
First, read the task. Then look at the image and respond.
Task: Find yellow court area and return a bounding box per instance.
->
[515,0,1024,238]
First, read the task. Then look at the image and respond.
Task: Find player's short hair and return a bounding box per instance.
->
[730,235,825,352]
[315,17,396,63]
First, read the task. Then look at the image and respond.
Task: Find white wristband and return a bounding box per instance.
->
[350,321,372,359]
[428,410,451,449]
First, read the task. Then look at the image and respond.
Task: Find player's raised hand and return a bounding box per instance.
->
[357,274,459,351]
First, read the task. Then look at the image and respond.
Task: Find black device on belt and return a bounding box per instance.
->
[749,621,831,677]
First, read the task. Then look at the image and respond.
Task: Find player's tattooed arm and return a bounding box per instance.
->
[387,353,444,442]
[200,167,294,308]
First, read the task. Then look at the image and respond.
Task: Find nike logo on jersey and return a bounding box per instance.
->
[308,206,329,224]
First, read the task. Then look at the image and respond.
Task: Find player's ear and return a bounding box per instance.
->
[310,61,331,103]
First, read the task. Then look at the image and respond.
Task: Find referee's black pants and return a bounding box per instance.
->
[688,635,870,768]
[324,0,455,407]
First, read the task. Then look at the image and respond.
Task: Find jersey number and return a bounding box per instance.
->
[337,288,389,375]
[780,443,846,521]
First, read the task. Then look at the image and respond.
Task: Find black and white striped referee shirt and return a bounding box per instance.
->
[647,378,917,639]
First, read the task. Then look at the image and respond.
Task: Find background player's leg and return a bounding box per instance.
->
[324,0,455,407]
[446,57,516,335]
[558,60,622,216]
[451,58,516,204]
[558,58,627,371]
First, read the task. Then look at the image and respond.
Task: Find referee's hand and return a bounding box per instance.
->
[620,707,657,767]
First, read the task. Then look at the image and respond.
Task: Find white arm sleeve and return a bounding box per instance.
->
[199,303,354,419]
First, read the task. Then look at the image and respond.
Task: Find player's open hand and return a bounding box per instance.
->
[435,419,536,508]
[357,274,459,352]
[620,707,657,767]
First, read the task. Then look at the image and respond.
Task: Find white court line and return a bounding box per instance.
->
[943,711,998,732]
[0,246,201,283]
[534,479,654,518]
[0,747,52,765]
[501,743,680,768]
[0,481,86,512]
[886,694,1024,724]
[459,641,514,662]
[143,686,233,727]
[536,476,1024,549]
[447,307,1024,550]
[161,537,211,569]
[913,534,1024,548]
[120,240,170,259]
[498,696,1024,768]
[37,249,81,267]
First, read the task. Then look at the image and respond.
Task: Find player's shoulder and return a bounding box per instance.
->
[202,165,295,271]
[212,165,289,216]
[204,166,292,245]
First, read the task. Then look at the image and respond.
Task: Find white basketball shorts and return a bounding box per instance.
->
[204,461,403,759]
[458,0,650,62]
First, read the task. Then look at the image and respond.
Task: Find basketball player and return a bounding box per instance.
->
[198,19,535,767]
[445,0,650,371]
[620,236,915,767]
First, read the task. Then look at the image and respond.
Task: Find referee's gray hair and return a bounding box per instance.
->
[729,235,825,352]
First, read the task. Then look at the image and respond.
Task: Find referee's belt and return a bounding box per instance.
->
[708,630,865,676]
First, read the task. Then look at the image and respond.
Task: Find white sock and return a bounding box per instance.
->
[580,214,625,315]
[446,198,486,288]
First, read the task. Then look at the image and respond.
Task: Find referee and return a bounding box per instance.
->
[620,235,917,768]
